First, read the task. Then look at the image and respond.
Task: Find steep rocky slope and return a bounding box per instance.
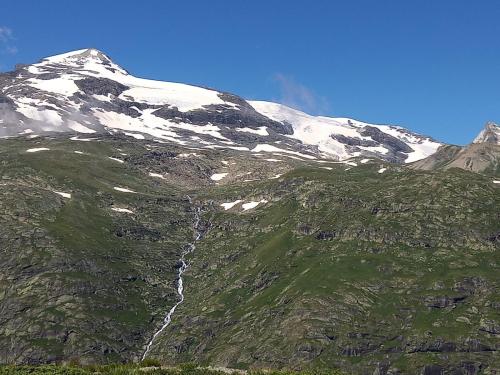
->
[0,133,324,365]
[0,135,498,374]
[412,123,500,176]
[473,122,500,145]
[0,135,196,364]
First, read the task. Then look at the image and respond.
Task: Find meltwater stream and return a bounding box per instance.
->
[142,198,202,360]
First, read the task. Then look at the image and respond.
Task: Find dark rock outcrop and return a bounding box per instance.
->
[75,77,129,96]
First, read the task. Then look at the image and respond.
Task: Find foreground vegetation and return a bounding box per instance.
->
[0,363,344,375]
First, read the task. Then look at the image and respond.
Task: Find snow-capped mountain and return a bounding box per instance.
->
[411,121,500,175]
[473,122,500,145]
[0,48,442,162]
[250,101,442,163]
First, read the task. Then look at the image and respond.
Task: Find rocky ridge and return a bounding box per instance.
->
[0,48,442,163]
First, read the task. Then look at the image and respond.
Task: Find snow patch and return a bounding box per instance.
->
[235,127,268,136]
[111,207,134,214]
[251,144,316,159]
[54,191,71,199]
[113,187,137,193]
[221,200,243,210]
[93,94,112,102]
[28,76,80,96]
[70,136,96,141]
[210,173,228,181]
[108,157,124,163]
[124,132,145,139]
[15,101,63,125]
[26,148,50,153]
[178,152,199,158]
[149,172,166,179]
[242,200,268,211]
[119,83,233,112]
[404,138,442,163]
[67,121,96,133]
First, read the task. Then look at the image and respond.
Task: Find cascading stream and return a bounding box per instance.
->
[141,197,202,360]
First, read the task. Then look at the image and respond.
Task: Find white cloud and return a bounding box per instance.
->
[0,26,17,55]
[0,27,13,42]
[273,73,329,115]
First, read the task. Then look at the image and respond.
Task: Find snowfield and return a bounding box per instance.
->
[35,49,237,112]
[249,101,442,163]
[5,49,444,164]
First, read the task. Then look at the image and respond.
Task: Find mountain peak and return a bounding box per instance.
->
[35,48,128,75]
[0,49,442,164]
[473,121,500,144]
[41,48,109,63]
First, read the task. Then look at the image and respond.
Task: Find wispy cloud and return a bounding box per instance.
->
[0,26,18,55]
[0,26,13,42]
[273,73,330,115]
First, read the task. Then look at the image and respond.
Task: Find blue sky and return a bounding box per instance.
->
[1,0,500,145]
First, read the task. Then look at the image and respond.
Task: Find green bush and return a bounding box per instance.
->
[140,358,162,368]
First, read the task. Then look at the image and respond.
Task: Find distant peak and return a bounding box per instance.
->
[42,48,111,63]
[473,121,500,145]
[37,48,128,74]
[485,121,499,129]
[76,48,111,60]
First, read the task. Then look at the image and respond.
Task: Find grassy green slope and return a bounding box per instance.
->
[0,135,498,374]
[149,164,500,374]
[0,136,194,363]
[0,363,344,375]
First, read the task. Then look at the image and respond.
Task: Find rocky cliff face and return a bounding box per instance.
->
[473,122,500,145]
[412,122,500,176]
